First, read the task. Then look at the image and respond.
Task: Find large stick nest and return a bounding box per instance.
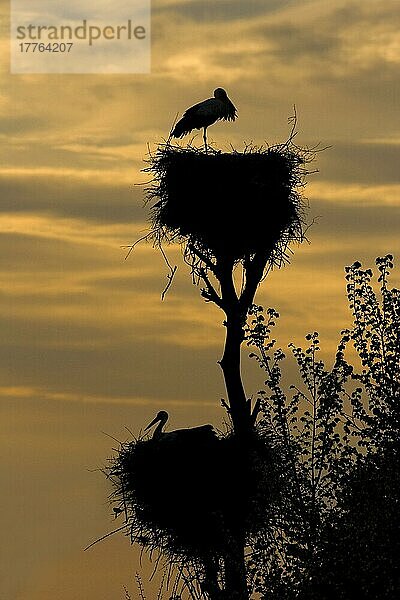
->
[144,141,312,266]
[107,433,278,562]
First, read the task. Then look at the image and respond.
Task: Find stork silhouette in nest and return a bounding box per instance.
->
[145,410,216,443]
[171,88,237,152]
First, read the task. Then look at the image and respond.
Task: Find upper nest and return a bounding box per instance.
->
[145,143,311,264]
[108,433,277,561]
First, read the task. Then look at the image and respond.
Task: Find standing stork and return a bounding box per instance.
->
[171,88,237,152]
[144,410,216,442]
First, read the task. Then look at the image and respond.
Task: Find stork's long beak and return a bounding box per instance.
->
[144,415,161,431]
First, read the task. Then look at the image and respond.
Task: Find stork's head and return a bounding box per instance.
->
[214,88,228,99]
[144,410,169,433]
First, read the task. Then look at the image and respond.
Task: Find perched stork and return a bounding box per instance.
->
[171,88,237,152]
[144,410,216,442]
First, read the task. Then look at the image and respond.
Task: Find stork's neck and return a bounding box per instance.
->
[153,413,168,439]
[153,420,164,439]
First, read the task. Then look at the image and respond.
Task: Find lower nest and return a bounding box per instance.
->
[109,434,277,558]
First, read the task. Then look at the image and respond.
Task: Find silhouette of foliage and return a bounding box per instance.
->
[340,255,400,449]
[300,254,400,600]
[246,255,400,598]
[301,444,400,600]
[245,308,353,598]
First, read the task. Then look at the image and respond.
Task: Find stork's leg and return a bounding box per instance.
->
[203,127,208,153]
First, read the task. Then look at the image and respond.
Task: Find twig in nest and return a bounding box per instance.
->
[84,524,127,551]
[159,245,178,301]
[167,112,180,145]
[123,586,132,600]
[135,573,146,600]
[156,572,166,600]
[122,232,153,260]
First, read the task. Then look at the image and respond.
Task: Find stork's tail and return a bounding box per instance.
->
[171,117,191,138]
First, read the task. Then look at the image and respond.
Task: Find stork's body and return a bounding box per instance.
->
[171,88,237,152]
[145,410,216,443]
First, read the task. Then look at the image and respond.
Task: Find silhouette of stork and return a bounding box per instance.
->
[145,410,216,442]
[171,88,237,152]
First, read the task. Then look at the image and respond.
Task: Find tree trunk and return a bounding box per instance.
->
[219,310,251,437]
[202,557,223,599]
[218,307,250,599]
[212,253,271,599]
[224,534,249,599]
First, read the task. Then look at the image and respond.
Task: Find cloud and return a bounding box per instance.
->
[316,141,400,185]
[256,0,400,74]
[0,384,216,407]
[0,174,146,222]
[0,115,46,133]
[156,0,300,22]
[310,182,400,207]
[0,212,142,247]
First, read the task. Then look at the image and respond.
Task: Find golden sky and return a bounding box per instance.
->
[1,0,400,598]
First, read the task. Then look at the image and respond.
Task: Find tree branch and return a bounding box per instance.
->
[188,244,217,274]
[239,250,270,315]
[199,268,224,309]
[215,255,239,312]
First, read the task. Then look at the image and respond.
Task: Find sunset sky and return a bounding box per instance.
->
[1,0,400,598]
